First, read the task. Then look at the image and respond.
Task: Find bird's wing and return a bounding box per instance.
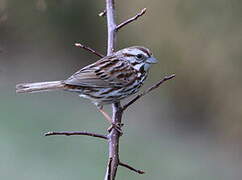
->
[64,56,137,88]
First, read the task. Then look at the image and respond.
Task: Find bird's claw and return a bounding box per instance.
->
[108,123,124,135]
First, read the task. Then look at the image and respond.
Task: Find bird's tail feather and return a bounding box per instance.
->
[16,81,65,93]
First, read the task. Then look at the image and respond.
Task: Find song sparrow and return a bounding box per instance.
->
[16,46,157,107]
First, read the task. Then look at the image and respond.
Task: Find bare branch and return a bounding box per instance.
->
[104,0,121,180]
[119,162,145,174]
[44,131,108,140]
[75,43,104,58]
[106,0,117,55]
[122,74,176,111]
[107,158,113,180]
[116,8,147,31]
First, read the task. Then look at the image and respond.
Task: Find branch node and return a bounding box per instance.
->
[116,8,147,31]
[74,43,104,58]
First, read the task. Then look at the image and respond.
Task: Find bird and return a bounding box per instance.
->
[16,46,157,127]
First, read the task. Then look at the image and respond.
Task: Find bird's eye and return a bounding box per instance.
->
[136,54,144,59]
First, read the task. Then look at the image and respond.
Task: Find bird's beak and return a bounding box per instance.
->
[146,57,158,64]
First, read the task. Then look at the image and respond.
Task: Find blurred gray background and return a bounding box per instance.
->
[1,0,242,179]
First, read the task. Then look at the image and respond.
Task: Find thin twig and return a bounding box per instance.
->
[75,43,104,58]
[116,8,147,31]
[99,9,106,17]
[122,74,176,111]
[119,162,145,174]
[44,131,108,140]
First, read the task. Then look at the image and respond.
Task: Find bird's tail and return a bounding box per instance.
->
[16,80,65,93]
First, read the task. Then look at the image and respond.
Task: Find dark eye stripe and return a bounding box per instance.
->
[136,47,151,57]
[123,53,135,57]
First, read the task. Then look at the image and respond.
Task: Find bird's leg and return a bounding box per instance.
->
[97,105,123,135]
[97,105,112,124]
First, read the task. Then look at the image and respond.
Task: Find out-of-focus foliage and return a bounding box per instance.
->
[0,0,242,179]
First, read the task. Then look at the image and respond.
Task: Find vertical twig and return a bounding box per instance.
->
[106,0,117,55]
[104,0,122,180]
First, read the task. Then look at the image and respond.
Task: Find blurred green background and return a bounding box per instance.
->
[1,0,242,179]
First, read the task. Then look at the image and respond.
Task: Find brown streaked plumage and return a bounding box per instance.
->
[16,46,157,107]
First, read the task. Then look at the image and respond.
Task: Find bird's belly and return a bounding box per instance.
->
[78,82,143,105]
[65,77,145,106]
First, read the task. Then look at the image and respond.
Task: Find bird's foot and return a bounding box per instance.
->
[107,123,124,135]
